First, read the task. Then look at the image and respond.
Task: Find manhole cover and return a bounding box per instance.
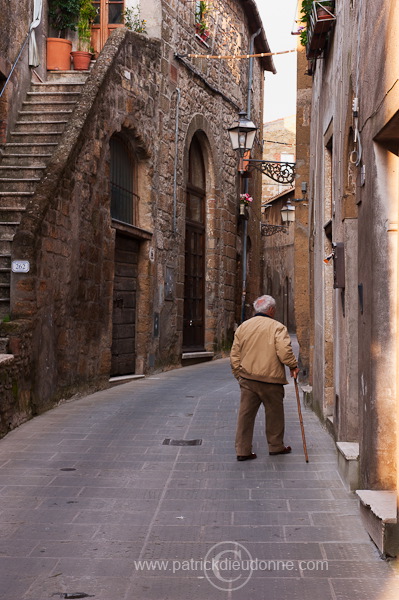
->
[163,439,202,446]
[54,594,94,599]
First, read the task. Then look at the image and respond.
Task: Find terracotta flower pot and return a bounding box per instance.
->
[70,51,92,71]
[317,5,333,20]
[46,38,72,71]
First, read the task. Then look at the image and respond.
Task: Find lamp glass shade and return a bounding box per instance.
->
[228,113,258,156]
[281,201,295,223]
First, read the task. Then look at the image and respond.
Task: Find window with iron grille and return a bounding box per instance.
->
[110,134,138,225]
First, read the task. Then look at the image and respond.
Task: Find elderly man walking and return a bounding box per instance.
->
[230,295,299,461]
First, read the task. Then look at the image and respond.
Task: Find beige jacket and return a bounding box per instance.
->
[230,314,297,385]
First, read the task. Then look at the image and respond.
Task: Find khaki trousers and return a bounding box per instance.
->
[235,377,285,455]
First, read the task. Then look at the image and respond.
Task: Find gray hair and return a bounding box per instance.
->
[253,295,276,314]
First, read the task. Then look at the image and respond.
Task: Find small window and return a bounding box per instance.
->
[110,135,138,225]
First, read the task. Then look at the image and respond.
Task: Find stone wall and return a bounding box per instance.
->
[2,0,268,432]
[0,0,47,144]
[0,321,33,436]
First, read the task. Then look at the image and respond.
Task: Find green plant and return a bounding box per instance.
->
[299,0,313,46]
[195,1,210,34]
[299,1,334,45]
[48,0,81,37]
[77,0,97,51]
[123,6,147,34]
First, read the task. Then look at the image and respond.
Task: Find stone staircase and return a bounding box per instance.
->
[0,71,89,320]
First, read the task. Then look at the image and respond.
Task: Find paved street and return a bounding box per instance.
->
[0,353,398,600]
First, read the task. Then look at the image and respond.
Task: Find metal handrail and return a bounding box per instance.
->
[0,33,30,98]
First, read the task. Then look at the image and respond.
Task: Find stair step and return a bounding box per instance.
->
[0,155,51,167]
[27,90,81,95]
[0,255,11,270]
[18,111,73,120]
[0,180,40,193]
[0,271,10,285]
[9,133,62,144]
[0,191,34,196]
[0,166,46,178]
[13,123,66,133]
[0,285,10,299]
[0,208,26,221]
[22,101,77,109]
[0,241,12,253]
[15,120,68,125]
[0,223,19,236]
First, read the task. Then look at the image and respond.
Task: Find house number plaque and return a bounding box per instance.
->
[11,260,30,273]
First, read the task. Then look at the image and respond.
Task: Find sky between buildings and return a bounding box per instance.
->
[257,0,298,123]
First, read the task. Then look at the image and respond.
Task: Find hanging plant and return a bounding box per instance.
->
[298,0,313,47]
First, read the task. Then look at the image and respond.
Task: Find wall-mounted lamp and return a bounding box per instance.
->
[228,111,296,184]
[228,111,258,158]
[281,200,295,224]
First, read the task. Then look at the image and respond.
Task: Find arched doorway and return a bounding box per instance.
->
[183,135,206,350]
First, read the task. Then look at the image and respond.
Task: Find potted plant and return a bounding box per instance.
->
[195,1,210,42]
[122,6,147,33]
[316,1,334,20]
[71,0,97,70]
[239,193,253,215]
[47,0,81,70]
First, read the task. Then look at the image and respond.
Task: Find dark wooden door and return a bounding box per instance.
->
[183,224,205,349]
[111,233,139,376]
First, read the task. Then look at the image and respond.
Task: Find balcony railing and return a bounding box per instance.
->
[306,1,336,60]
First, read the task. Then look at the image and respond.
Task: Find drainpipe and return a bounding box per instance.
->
[240,28,261,323]
[173,88,181,234]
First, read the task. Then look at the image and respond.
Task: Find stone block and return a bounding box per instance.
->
[356,490,399,557]
[336,441,359,491]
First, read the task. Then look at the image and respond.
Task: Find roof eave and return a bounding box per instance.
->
[241,0,276,73]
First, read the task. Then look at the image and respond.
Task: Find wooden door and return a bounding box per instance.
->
[91,0,125,54]
[183,136,206,350]
[183,223,205,349]
[111,233,139,376]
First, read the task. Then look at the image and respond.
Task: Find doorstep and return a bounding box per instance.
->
[356,490,399,557]
[181,351,214,366]
[336,442,359,491]
[0,353,14,366]
[109,374,145,387]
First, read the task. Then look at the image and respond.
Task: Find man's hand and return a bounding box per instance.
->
[290,367,299,379]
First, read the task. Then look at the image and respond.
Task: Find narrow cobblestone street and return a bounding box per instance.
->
[1,353,399,600]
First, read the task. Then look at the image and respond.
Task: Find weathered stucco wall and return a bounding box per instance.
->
[305,0,399,490]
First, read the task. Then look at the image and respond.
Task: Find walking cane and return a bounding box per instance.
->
[294,377,309,463]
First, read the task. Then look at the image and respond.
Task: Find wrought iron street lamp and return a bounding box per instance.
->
[228,112,296,184]
[227,111,258,157]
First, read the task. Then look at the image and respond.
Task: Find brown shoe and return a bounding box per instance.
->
[237,453,257,461]
[269,446,292,456]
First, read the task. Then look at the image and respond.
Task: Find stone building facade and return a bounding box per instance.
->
[0,1,273,436]
[295,0,399,554]
[262,116,296,331]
